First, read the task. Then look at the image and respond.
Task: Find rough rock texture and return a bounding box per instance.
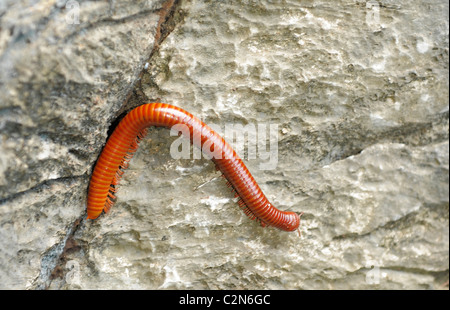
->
[0,0,180,289]
[1,0,448,289]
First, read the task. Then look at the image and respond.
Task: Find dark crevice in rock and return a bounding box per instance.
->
[32,216,85,290]
[117,0,186,118]
[0,175,86,205]
[281,110,449,172]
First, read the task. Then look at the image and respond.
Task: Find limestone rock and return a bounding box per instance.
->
[0,0,448,289]
[0,0,177,289]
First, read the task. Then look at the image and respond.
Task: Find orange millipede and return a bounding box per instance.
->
[87,103,302,232]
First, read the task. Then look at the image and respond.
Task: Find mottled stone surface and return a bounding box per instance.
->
[0,0,448,289]
[0,0,178,289]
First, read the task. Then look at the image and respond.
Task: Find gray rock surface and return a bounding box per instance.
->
[0,0,179,289]
[0,0,448,289]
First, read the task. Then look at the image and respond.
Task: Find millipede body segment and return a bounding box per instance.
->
[87,103,300,232]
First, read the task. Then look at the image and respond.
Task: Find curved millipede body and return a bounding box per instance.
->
[87,103,301,232]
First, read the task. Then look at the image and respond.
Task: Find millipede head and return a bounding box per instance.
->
[278,211,302,232]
